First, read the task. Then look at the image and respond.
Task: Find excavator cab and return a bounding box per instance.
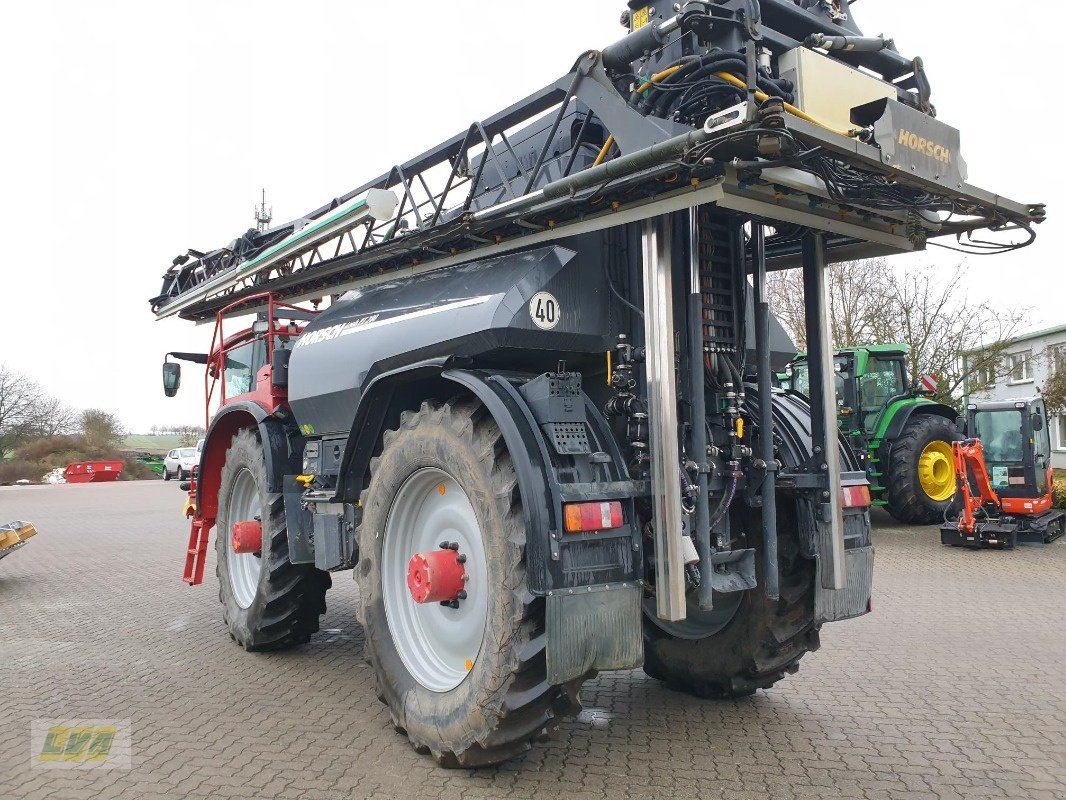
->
[970,399,1052,501]
[941,398,1063,548]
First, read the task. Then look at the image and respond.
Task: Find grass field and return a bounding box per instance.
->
[121,435,185,453]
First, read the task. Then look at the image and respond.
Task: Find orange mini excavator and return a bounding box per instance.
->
[941,397,1064,549]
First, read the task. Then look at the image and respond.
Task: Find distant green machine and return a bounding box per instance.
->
[787,345,961,524]
[135,454,166,477]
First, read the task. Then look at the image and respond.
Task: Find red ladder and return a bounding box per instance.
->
[183,518,213,585]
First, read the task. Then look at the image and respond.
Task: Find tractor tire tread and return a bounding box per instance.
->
[643,504,819,699]
[216,428,331,652]
[885,414,961,525]
[357,398,584,768]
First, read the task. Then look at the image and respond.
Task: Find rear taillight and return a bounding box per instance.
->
[563,501,623,533]
[841,485,871,509]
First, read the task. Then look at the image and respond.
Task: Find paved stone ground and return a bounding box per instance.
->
[1,481,1064,800]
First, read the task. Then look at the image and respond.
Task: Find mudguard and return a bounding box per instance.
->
[196,401,304,517]
[332,364,639,594]
[440,369,559,587]
[880,399,958,443]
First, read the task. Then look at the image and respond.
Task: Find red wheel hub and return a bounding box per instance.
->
[231,520,262,554]
[407,548,466,604]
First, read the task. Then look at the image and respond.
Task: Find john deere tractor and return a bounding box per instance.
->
[788,345,960,524]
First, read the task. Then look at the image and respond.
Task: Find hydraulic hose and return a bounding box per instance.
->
[625,51,847,140]
[593,135,615,167]
[712,72,854,137]
[633,63,686,97]
[709,471,740,531]
[642,52,794,116]
[597,62,696,168]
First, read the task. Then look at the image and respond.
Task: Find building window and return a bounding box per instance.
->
[976,357,998,386]
[1050,345,1066,376]
[1008,350,1032,383]
[1057,415,1066,452]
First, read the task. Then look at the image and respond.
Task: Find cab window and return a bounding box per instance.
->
[790,357,849,406]
[974,409,1024,464]
[223,338,268,398]
[858,356,905,432]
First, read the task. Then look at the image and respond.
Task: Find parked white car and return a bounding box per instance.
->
[163,448,198,481]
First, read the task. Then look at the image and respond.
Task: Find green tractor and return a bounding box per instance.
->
[786,345,961,525]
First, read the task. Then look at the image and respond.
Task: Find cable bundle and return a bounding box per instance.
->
[632,50,795,125]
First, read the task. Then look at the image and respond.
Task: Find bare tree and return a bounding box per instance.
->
[1039,347,1066,414]
[884,266,1024,404]
[25,394,79,438]
[0,365,47,459]
[175,425,204,446]
[766,258,893,350]
[150,423,206,441]
[80,409,127,448]
[767,260,1026,406]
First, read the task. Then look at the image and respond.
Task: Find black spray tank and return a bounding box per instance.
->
[287,243,612,436]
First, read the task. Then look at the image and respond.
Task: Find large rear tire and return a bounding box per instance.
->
[356,399,583,768]
[885,414,961,525]
[642,501,819,698]
[216,428,331,651]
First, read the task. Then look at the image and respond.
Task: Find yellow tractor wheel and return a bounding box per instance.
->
[917,440,955,502]
[885,414,963,525]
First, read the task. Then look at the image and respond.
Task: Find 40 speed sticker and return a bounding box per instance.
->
[529,291,560,330]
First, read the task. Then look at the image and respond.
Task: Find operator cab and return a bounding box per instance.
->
[160,293,319,416]
[788,349,908,434]
[967,398,1051,499]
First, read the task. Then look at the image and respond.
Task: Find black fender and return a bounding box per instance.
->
[196,401,304,521]
[334,362,558,589]
[880,400,959,443]
[334,363,635,594]
[335,358,455,505]
[751,388,872,557]
[442,368,638,594]
[443,369,560,586]
[759,388,863,473]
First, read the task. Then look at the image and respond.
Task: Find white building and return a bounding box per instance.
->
[966,324,1066,469]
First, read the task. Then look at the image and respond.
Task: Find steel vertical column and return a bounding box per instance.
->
[643,216,687,622]
[687,208,714,611]
[801,232,847,590]
[752,224,780,600]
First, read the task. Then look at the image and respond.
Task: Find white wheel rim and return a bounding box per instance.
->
[382,467,488,692]
[226,467,262,610]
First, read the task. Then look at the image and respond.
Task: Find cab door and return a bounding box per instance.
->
[1030,399,1052,496]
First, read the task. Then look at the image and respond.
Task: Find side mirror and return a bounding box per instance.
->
[162,362,181,397]
[1032,412,1044,432]
[272,348,291,390]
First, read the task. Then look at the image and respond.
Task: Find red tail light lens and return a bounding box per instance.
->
[841,485,872,508]
[563,501,624,533]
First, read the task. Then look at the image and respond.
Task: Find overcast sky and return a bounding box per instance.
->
[1,1,1060,433]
